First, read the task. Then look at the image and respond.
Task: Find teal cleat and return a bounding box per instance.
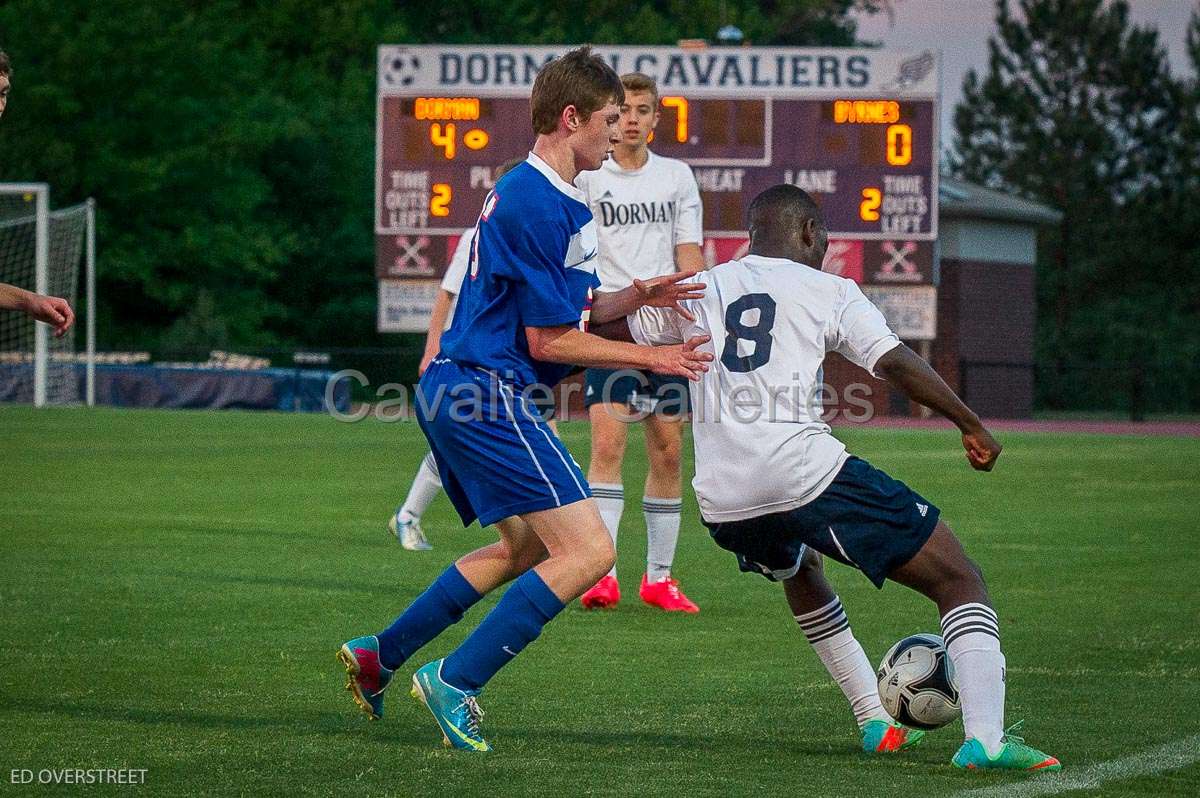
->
[337,635,394,720]
[410,659,491,752]
[861,718,926,753]
[952,723,1061,771]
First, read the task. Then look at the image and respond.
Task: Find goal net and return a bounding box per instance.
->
[0,184,93,406]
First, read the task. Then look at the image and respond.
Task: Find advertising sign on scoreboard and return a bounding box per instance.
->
[376,45,940,335]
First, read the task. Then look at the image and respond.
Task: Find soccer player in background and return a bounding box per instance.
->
[387,157,526,551]
[0,49,76,336]
[339,47,713,752]
[594,184,1060,771]
[574,73,706,613]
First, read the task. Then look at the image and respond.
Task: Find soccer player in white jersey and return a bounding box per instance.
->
[574,73,706,613]
[387,158,526,551]
[594,184,1060,771]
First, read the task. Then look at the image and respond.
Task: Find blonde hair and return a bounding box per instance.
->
[620,72,658,103]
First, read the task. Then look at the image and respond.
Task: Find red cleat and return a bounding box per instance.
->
[639,574,700,613]
[581,574,620,609]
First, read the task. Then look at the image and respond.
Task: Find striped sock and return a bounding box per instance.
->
[590,482,623,579]
[644,496,682,582]
[796,597,890,727]
[941,603,1005,756]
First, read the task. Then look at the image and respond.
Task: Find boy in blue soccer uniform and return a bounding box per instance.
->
[338,47,711,751]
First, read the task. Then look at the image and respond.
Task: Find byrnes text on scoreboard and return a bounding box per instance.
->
[377,45,938,240]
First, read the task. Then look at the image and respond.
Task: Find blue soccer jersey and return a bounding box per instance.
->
[418,153,600,527]
[440,154,601,390]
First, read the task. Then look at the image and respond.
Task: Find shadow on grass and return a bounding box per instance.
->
[0,694,437,747]
[136,568,407,595]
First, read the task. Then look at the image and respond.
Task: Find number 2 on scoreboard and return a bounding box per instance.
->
[430,184,452,217]
[860,187,882,222]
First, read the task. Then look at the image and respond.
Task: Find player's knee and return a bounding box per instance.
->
[646,436,682,475]
[794,547,824,579]
[589,433,626,471]
[583,533,617,580]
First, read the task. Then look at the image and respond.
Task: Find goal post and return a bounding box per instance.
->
[0,184,95,407]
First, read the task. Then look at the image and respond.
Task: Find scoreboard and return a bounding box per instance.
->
[376,45,940,335]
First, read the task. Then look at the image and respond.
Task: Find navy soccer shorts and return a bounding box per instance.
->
[583,367,689,416]
[703,456,940,588]
[417,358,588,528]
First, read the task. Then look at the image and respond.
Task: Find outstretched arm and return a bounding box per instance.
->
[526,325,711,380]
[588,271,705,325]
[874,344,1002,471]
[0,282,75,337]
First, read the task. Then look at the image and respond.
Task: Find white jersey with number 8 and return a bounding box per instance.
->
[629,254,901,523]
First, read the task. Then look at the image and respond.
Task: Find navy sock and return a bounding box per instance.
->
[376,564,482,669]
[441,570,565,693]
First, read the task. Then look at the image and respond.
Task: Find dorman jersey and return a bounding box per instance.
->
[629,255,901,523]
[440,153,600,390]
[574,152,702,290]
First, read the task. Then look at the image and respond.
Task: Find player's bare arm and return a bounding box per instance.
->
[589,270,706,325]
[874,344,1002,471]
[525,325,711,379]
[0,282,75,337]
[674,242,705,272]
[419,288,455,375]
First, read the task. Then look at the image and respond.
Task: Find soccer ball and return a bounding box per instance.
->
[876,633,961,730]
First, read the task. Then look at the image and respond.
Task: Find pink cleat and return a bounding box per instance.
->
[639,574,699,613]
[581,574,620,609]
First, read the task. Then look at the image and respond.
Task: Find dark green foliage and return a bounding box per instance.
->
[0,1,873,351]
[952,0,1200,411]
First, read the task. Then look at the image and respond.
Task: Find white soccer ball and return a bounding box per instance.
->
[876,633,961,730]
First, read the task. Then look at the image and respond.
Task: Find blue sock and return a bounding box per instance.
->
[376,564,482,669]
[441,570,565,693]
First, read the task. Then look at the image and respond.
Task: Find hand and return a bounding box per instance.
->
[962,426,1002,471]
[647,334,713,380]
[26,294,75,338]
[632,271,706,322]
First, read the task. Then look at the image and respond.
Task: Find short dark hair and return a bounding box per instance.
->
[621,72,658,104]
[747,184,824,238]
[0,49,11,78]
[530,46,624,135]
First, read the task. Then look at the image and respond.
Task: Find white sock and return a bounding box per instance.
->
[399,451,442,522]
[941,603,1005,756]
[590,482,623,579]
[795,597,890,727]
[643,495,682,582]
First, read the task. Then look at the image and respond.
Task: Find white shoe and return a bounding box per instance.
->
[388,511,431,551]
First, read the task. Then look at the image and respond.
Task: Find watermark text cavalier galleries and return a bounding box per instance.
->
[324,369,877,424]
[11,769,147,786]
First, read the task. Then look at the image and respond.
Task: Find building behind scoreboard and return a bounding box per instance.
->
[820,175,1061,420]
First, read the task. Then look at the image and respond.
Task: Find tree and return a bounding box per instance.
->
[951,0,1194,411]
[0,0,879,354]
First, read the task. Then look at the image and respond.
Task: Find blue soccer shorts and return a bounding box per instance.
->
[416,358,589,527]
[703,456,940,588]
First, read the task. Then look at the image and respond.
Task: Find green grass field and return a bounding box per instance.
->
[2,407,1198,797]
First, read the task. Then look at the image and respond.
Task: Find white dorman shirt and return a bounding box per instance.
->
[629,255,901,523]
[574,151,703,290]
